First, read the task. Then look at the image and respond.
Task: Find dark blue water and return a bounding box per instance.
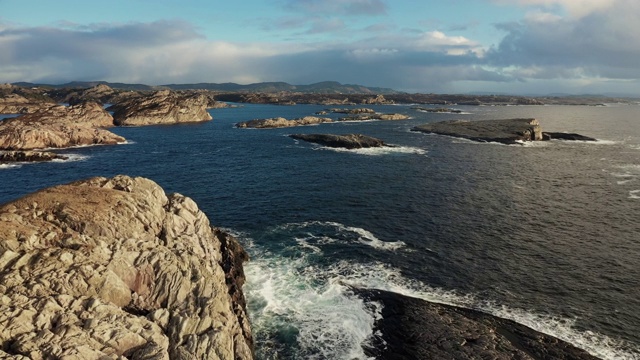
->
[1,104,639,359]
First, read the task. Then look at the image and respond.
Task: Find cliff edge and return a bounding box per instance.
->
[0,175,253,359]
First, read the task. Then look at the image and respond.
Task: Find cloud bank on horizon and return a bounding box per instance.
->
[1,0,639,95]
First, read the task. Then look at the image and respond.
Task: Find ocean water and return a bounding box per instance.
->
[1,103,639,359]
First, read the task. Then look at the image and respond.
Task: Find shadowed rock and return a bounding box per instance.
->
[289,133,388,149]
[355,288,599,360]
[0,102,124,150]
[0,175,253,359]
[542,132,597,141]
[411,118,543,144]
[412,107,463,114]
[236,116,332,129]
[110,90,213,126]
[0,150,68,163]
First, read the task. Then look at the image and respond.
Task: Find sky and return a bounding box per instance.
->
[1,0,640,95]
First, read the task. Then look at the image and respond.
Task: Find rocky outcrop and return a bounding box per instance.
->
[65,84,117,105]
[0,175,253,359]
[356,288,598,360]
[289,133,388,149]
[0,102,124,150]
[411,118,543,144]
[110,90,213,126]
[325,108,376,115]
[412,107,463,114]
[236,116,332,129]
[0,94,49,114]
[0,151,68,163]
[363,94,394,104]
[339,113,410,121]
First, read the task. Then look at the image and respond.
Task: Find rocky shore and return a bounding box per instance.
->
[0,150,68,163]
[0,175,253,359]
[289,133,388,149]
[356,288,598,360]
[339,113,409,121]
[0,102,125,150]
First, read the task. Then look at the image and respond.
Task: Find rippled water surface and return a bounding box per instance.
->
[1,104,639,359]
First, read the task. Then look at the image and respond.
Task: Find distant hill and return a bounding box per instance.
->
[12,81,399,94]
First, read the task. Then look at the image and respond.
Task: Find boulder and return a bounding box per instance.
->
[110,90,213,126]
[356,288,599,360]
[0,175,253,359]
[0,151,68,163]
[0,102,124,150]
[236,116,332,129]
[411,118,543,144]
[289,133,388,149]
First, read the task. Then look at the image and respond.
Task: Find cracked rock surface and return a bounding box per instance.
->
[0,175,253,359]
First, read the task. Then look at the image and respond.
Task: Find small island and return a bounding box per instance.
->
[236,116,332,129]
[289,133,388,149]
[411,118,596,144]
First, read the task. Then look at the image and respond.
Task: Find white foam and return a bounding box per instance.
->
[244,252,379,360]
[0,163,21,170]
[278,221,406,251]
[318,145,427,156]
[629,190,640,199]
[53,153,90,163]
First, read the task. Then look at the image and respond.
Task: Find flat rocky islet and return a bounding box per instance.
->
[411,118,596,144]
[289,133,388,149]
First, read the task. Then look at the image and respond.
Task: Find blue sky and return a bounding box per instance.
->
[2,0,639,94]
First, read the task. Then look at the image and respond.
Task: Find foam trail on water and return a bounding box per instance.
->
[0,163,21,170]
[318,145,427,156]
[629,190,640,199]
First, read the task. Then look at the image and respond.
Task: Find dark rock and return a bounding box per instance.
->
[542,132,597,142]
[289,133,388,149]
[0,150,68,163]
[354,288,599,360]
[339,113,409,121]
[411,118,543,144]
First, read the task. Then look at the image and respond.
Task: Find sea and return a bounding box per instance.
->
[1,103,639,359]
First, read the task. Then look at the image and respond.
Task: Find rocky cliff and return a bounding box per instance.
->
[0,175,253,359]
[110,90,213,126]
[0,102,124,150]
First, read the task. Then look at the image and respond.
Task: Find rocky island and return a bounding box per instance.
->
[289,133,388,149]
[412,107,463,114]
[0,175,253,359]
[339,113,410,121]
[108,90,213,126]
[0,102,125,150]
[411,118,596,144]
[235,116,332,129]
